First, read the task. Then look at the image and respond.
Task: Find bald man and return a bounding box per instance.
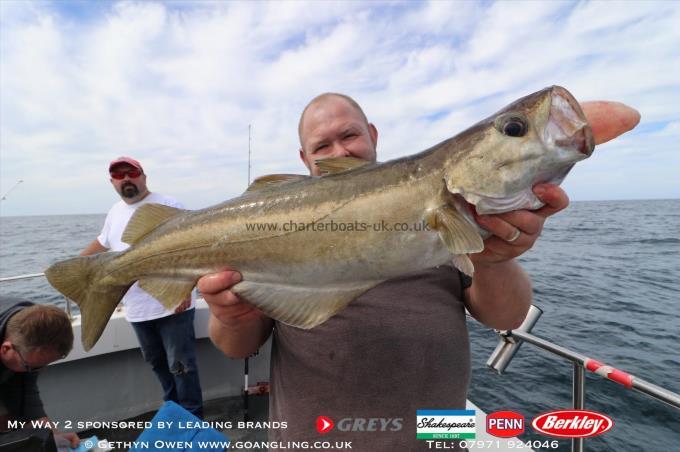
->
[201,93,639,451]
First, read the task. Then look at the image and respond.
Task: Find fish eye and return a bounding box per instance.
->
[497,115,528,137]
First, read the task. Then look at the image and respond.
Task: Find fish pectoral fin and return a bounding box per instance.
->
[138,277,196,310]
[452,255,475,278]
[428,205,484,255]
[122,204,186,245]
[316,156,373,175]
[245,174,311,193]
[231,280,380,329]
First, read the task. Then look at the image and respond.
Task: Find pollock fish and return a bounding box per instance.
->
[48,86,598,350]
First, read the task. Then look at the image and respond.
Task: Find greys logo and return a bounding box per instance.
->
[336,417,403,432]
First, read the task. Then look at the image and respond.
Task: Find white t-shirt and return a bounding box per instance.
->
[97,192,195,322]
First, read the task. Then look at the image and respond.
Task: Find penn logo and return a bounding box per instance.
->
[316,416,334,434]
[532,410,613,438]
[486,411,525,438]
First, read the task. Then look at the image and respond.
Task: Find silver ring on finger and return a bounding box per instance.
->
[506,228,521,243]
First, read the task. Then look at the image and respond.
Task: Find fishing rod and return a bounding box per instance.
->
[245,123,252,421]
[1,179,24,201]
[0,272,45,283]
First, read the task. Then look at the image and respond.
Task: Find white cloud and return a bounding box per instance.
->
[1,0,679,216]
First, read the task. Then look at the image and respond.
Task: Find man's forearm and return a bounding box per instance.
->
[466,259,532,330]
[208,314,273,359]
[80,239,107,256]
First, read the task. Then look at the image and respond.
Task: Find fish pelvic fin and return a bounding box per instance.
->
[122,203,185,245]
[427,205,484,272]
[231,280,381,329]
[452,254,475,278]
[45,253,129,351]
[138,277,196,310]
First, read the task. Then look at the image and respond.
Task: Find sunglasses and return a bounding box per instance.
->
[110,169,142,180]
[13,345,46,373]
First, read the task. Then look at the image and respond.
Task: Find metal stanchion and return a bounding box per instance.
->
[572,363,585,452]
[486,305,543,374]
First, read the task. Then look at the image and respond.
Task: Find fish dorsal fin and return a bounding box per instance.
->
[122,203,185,245]
[316,157,372,175]
[427,205,484,255]
[231,279,381,329]
[245,174,311,193]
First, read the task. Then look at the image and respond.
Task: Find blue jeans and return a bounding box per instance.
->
[131,309,203,418]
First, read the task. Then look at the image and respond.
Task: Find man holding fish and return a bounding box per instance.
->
[198,92,639,449]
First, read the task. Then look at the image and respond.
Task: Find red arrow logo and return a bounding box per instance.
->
[316,416,334,434]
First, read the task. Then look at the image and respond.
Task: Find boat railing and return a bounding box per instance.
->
[2,273,679,451]
[0,272,73,319]
[486,305,680,452]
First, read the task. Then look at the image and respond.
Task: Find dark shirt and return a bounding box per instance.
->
[269,266,471,451]
[0,296,47,421]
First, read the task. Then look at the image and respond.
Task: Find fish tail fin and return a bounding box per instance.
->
[45,253,130,351]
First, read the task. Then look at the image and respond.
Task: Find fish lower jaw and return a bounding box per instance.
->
[456,189,543,216]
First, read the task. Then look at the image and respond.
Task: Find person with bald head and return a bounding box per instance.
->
[200,93,639,451]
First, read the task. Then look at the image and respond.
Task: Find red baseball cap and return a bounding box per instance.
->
[109,156,143,172]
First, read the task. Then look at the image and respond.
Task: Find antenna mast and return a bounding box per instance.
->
[248,124,252,185]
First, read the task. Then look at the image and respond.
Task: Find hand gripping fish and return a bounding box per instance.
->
[46,86,630,350]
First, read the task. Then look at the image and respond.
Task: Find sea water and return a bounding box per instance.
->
[1,199,678,450]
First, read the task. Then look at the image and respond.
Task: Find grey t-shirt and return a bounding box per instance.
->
[269,265,471,451]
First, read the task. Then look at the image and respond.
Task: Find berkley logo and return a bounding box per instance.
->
[532,410,613,438]
[316,416,334,434]
[486,411,525,438]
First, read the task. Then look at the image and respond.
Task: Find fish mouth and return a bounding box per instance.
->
[546,86,594,157]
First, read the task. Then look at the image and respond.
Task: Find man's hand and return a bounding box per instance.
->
[470,183,567,265]
[198,271,264,326]
[198,271,273,358]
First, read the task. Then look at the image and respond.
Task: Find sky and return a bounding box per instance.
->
[0,0,678,216]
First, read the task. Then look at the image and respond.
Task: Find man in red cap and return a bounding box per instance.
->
[80,157,203,417]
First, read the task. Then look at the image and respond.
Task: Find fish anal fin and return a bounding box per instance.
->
[231,280,380,329]
[428,205,484,255]
[138,277,195,310]
[122,204,185,245]
[316,157,372,175]
[245,174,311,193]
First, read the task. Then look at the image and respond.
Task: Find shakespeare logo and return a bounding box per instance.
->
[416,410,476,440]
